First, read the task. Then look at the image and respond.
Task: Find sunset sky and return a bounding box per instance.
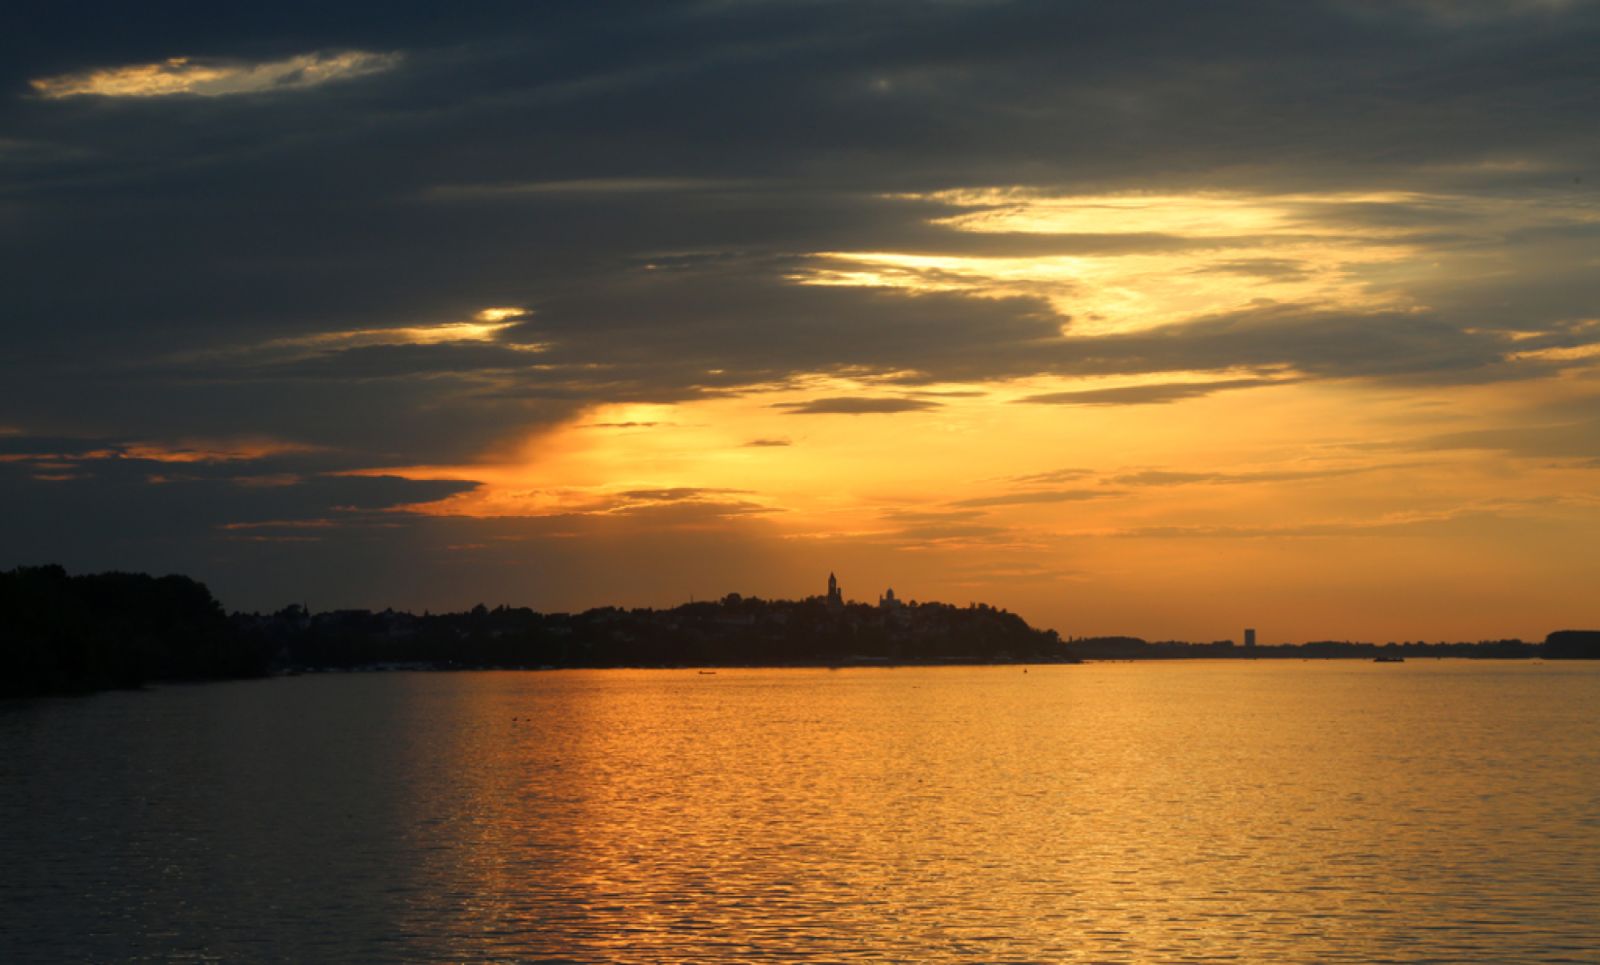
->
[4,1,1598,641]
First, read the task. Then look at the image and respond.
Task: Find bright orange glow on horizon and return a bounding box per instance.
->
[348,367,1600,643]
[296,188,1600,642]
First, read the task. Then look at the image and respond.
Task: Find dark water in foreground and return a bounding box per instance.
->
[2,661,1598,963]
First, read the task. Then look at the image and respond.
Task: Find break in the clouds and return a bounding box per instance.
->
[3,0,1600,639]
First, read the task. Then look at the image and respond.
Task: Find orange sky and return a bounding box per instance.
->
[309,188,1600,641]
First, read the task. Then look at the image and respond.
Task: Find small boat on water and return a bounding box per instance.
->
[1373,655,1405,663]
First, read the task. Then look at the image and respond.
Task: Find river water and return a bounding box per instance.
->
[2,661,1597,962]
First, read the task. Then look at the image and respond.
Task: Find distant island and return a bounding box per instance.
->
[3,564,1598,698]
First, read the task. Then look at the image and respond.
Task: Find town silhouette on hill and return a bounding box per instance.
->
[3,565,1597,698]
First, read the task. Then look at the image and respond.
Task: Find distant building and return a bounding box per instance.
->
[1244,628,1257,649]
[826,571,844,610]
[879,587,902,610]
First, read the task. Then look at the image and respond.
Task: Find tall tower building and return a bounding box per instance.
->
[1244,628,1257,649]
[827,572,843,609]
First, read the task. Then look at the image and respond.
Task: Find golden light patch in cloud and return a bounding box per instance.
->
[799,245,1414,336]
[276,320,523,350]
[795,188,1599,336]
[474,307,528,323]
[29,51,399,99]
[170,308,541,364]
[910,188,1425,237]
[1509,343,1600,363]
[1503,321,1600,363]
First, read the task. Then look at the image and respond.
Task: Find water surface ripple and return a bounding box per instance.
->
[3,661,1598,962]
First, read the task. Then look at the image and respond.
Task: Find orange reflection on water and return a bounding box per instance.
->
[393,662,1600,961]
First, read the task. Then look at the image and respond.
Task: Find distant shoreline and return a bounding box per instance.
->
[5,564,1597,699]
[270,653,1560,675]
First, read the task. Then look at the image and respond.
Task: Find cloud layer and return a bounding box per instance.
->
[3,0,1599,636]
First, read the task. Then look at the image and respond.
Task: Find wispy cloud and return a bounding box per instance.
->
[425,178,750,201]
[1107,467,1372,486]
[1017,377,1294,407]
[164,308,537,369]
[1385,418,1600,460]
[30,50,400,99]
[1005,467,1095,485]
[1,437,317,465]
[773,396,940,415]
[952,488,1124,508]
[267,319,527,352]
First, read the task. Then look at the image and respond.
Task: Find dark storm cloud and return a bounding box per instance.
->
[5,0,1600,584]
[0,441,474,507]
[511,272,1066,395]
[0,363,583,465]
[0,451,476,578]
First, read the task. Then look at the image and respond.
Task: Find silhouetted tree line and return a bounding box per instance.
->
[238,593,1074,672]
[1543,630,1600,659]
[1,565,271,697]
[7,565,1598,697]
